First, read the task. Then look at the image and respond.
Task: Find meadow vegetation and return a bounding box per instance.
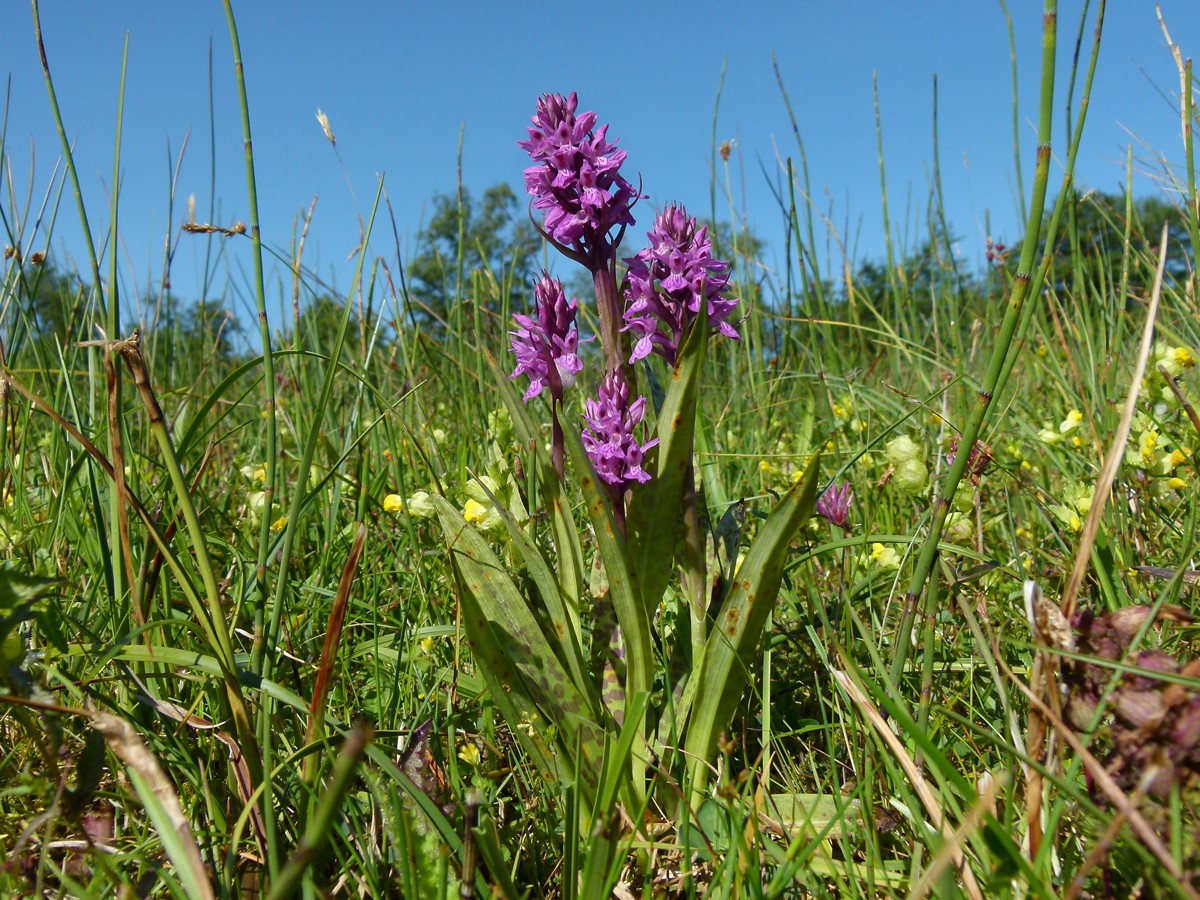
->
[4,2,1200,897]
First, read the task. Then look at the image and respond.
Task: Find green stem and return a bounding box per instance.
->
[221,0,280,876]
[889,0,1093,689]
[873,71,904,327]
[223,0,277,681]
[591,260,630,379]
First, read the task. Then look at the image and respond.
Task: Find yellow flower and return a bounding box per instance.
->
[240,463,267,483]
[825,439,836,452]
[1125,429,1159,469]
[1059,409,1083,434]
[1051,504,1083,533]
[760,460,776,475]
[457,742,481,767]
[1021,460,1032,471]
[1015,527,1029,540]
[383,493,404,513]
[464,498,490,524]
[1071,436,1083,448]
[832,403,847,420]
[1169,476,1187,490]
[1160,448,1189,474]
[420,636,435,655]
[870,543,901,569]
[1170,346,1196,369]
[1038,427,1063,445]
[270,516,288,533]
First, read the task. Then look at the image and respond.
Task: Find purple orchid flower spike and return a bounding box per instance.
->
[517,92,640,272]
[509,273,584,480]
[582,372,658,495]
[816,481,854,530]
[519,92,644,376]
[622,203,741,366]
[509,273,583,404]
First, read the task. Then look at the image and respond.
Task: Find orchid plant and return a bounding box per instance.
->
[431,92,820,819]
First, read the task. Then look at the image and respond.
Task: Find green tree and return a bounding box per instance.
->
[3,260,87,347]
[406,183,538,329]
[1010,189,1193,295]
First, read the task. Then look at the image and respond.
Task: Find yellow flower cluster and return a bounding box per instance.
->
[1051,483,1095,534]
[1039,408,1084,446]
[383,490,435,518]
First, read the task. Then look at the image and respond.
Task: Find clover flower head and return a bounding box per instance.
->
[510,273,584,402]
[946,436,993,486]
[622,203,741,365]
[581,372,659,490]
[816,481,854,529]
[518,92,639,259]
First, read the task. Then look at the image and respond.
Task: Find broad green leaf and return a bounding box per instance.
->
[433,496,604,794]
[626,300,709,615]
[683,453,821,791]
[469,474,593,703]
[484,349,585,632]
[562,424,652,797]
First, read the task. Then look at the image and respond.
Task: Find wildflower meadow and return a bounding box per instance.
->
[4,2,1200,897]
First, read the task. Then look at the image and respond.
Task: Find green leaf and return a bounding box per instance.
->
[682,453,821,792]
[484,349,585,630]
[626,299,709,614]
[562,425,652,797]
[469,474,593,703]
[432,496,604,794]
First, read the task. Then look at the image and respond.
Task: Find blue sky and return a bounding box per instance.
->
[2,2,1197,327]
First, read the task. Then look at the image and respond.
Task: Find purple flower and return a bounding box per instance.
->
[622,203,740,365]
[509,273,584,403]
[581,373,659,490]
[517,92,639,266]
[816,481,854,529]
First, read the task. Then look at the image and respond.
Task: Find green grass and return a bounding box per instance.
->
[4,1,1200,897]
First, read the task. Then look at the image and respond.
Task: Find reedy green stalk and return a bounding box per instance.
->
[256,181,383,879]
[709,59,726,249]
[1183,59,1199,281]
[222,0,278,683]
[30,1,119,605]
[874,71,904,328]
[1107,148,1134,374]
[999,0,1028,223]
[104,38,128,625]
[773,52,826,319]
[220,2,282,880]
[888,0,1072,688]
[115,338,258,769]
[995,0,1105,403]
